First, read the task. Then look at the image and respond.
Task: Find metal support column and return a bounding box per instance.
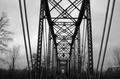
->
[86,0,94,78]
[36,0,45,79]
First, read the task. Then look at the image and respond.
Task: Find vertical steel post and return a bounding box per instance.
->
[36,0,45,79]
[86,0,94,78]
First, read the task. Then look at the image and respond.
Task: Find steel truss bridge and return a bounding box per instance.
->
[18,0,116,79]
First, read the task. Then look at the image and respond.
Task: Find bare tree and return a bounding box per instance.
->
[0,12,13,69]
[8,46,20,71]
[113,47,120,66]
[0,12,13,52]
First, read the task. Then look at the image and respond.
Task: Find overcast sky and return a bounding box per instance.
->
[0,0,120,70]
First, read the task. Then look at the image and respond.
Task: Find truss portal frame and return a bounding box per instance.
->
[36,0,94,79]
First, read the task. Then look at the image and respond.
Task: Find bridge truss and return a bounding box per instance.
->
[35,0,94,79]
[18,0,117,79]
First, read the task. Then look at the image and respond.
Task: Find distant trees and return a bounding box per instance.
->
[0,12,14,69]
[106,48,120,79]
[0,45,20,71]
[113,47,120,66]
[8,46,20,71]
